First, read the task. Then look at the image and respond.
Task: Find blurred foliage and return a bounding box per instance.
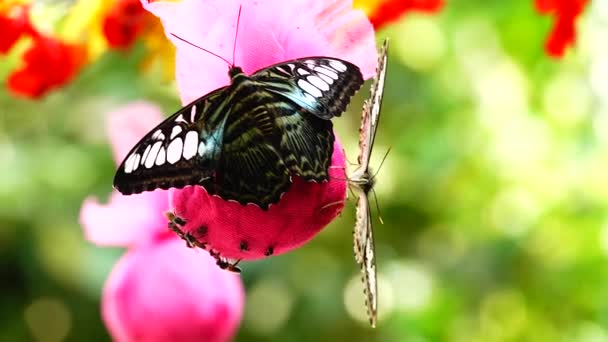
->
[2,1,608,341]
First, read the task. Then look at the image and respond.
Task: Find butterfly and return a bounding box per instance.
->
[113,56,363,209]
[349,38,389,328]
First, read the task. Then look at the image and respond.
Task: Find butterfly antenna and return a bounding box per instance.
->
[232,5,242,67]
[371,188,384,225]
[170,33,232,67]
[344,152,358,166]
[371,146,392,179]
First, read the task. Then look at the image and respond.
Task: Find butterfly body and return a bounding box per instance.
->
[114,57,363,209]
[350,166,376,193]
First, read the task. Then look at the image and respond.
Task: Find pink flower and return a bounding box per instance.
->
[80,101,244,341]
[142,0,377,261]
[103,239,243,342]
[143,0,378,104]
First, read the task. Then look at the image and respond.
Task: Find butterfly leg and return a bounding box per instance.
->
[209,249,242,273]
[166,211,208,249]
[318,184,356,213]
[319,200,345,212]
[166,211,187,226]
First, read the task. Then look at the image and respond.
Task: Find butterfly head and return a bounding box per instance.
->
[228,66,245,80]
[362,169,376,194]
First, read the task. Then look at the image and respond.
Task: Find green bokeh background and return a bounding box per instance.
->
[2,1,608,341]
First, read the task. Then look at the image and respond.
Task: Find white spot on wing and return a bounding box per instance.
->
[167,138,184,164]
[297,68,310,76]
[170,126,183,139]
[175,114,187,124]
[151,130,163,140]
[141,144,152,165]
[307,75,329,91]
[190,105,197,122]
[145,141,162,168]
[132,153,141,171]
[183,131,198,160]
[305,60,317,69]
[316,73,333,84]
[297,79,323,98]
[314,66,338,80]
[124,154,136,173]
[329,60,347,72]
[155,147,166,166]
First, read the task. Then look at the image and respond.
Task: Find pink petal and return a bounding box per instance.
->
[143,0,377,104]
[169,138,347,260]
[103,238,244,342]
[80,190,169,247]
[107,101,166,165]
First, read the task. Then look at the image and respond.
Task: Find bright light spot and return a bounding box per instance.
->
[343,271,394,325]
[385,261,434,312]
[453,17,501,74]
[474,59,529,118]
[244,278,294,336]
[393,14,446,72]
[592,0,608,26]
[543,72,591,128]
[489,187,541,237]
[599,222,608,256]
[593,107,608,148]
[24,297,71,342]
[484,113,552,180]
[573,322,608,342]
[590,58,608,104]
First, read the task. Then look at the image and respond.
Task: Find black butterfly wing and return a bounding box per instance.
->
[113,87,229,195]
[114,57,363,208]
[251,57,364,120]
[267,100,335,182]
[249,57,362,181]
[204,95,291,209]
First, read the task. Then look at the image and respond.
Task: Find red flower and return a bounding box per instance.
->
[535,0,589,57]
[7,34,85,98]
[103,0,149,49]
[355,0,444,29]
[0,5,32,53]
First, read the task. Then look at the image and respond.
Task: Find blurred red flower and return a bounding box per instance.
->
[535,0,589,57]
[0,4,32,53]
[103,0,150,49]
[7,33,85,98]
[355,0,444,29]
[0,4,86,98]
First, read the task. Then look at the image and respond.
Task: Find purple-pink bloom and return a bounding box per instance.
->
[103,238,243,342]
[80,101,244,341]
[143,0,377,260]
